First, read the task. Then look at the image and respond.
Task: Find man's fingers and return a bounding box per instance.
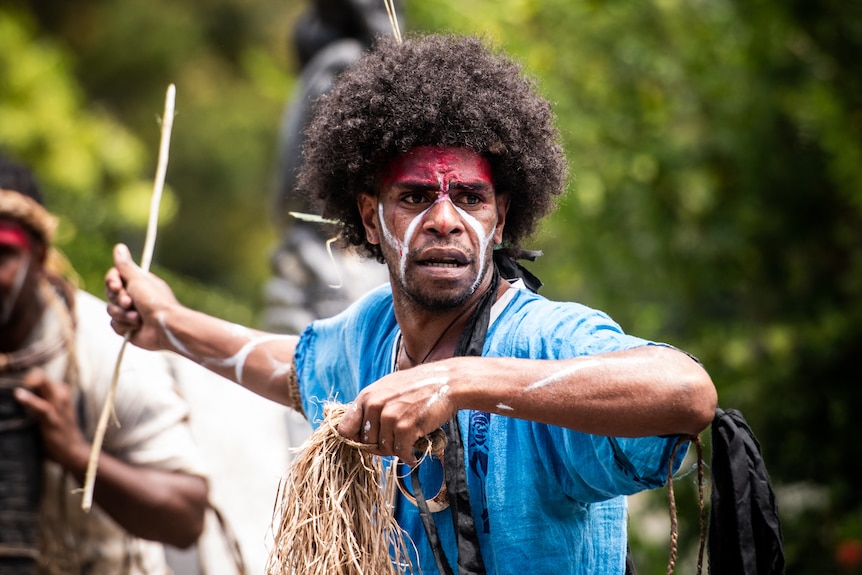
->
[395,445,417,467]
[110,318,139,337]
[106,299,141,325]
[113,242,136,270]
[337,402,386,449]
[13,385,48,418]
[106,243,140,308]
[336,402,363,440]
[17,370,65,415]
[104,268,124,301]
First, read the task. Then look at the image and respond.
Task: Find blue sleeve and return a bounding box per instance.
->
[553,429,688,500]
[486,294,654,359]
[295,284,398,428]
[489,292,690,500]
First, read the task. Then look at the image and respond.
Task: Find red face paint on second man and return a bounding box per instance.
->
[0,219,32,251]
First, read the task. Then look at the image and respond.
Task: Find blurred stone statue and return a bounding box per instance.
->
[265,0,400,334]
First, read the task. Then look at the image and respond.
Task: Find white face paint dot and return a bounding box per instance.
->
[364,420,372,433]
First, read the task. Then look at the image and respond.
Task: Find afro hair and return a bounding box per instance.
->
[297,33,568,262]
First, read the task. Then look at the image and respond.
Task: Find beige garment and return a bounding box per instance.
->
[35,290,208,575]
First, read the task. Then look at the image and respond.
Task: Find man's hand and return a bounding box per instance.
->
[15,368,208,547]
[337,361,459,466]
[14,368,90,471]
[105,243,178,351]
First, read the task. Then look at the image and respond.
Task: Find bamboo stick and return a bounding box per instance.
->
[81,83,176,512]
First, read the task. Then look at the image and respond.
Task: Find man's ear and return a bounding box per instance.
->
[357,193,380,245]
[493,192,510,245]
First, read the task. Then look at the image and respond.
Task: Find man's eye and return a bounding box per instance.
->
[402,193,428,206]
[457,194,483,206]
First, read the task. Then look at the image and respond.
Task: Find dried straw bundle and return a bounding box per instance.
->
[266,403,414,575]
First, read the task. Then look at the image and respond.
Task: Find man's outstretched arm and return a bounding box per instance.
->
[105,243,301,409]
[338,345,717,465]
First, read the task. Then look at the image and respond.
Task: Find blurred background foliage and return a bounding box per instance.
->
[1,0,860,572]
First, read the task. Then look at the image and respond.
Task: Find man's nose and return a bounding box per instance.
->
[422,197,463,236]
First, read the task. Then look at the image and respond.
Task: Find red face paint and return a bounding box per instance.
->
[379,146,494,195]
[377,146,498,252]
[372,147,507,307]
[0,219,32,251]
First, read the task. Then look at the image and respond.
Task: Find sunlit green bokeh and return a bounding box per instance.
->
[2,1,860,572]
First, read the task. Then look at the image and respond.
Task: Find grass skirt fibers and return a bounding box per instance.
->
[266,403,415,575]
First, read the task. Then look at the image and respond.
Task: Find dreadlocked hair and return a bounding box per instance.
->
[297,33,568,262]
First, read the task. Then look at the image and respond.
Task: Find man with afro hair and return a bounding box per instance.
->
[298,34,567,265]
[106,34,717,575]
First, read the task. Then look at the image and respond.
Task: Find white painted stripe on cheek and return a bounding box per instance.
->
[454,205,496,294]
[378,201,431,282]
[378,202,399,253]
[399,206,430,281]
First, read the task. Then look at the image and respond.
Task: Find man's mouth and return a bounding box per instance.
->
[413,247,470,272]
[422,259,464,268]
[417,250,470,268]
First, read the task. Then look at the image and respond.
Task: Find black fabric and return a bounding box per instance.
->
[440,415,485,575]
[708,407,785,575]
[624,543,636,575]
[493,250,543,293]
[0,388,42,575]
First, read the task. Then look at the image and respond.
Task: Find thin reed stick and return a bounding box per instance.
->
[325,237,343,289]
[81,83,176,512]
[383,0,402,44]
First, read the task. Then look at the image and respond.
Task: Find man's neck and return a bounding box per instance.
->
[393,280,509,368]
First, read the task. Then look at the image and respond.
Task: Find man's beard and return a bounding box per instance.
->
[393,259,491,312]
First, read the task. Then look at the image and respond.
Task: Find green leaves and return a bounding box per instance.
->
[2,2,860,570]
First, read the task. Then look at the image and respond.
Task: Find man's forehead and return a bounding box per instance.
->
[381,146,493,188]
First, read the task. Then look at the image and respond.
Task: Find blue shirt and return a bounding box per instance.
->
[295,284,687,574]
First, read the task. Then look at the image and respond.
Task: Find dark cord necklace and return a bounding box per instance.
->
[399,295,482,367]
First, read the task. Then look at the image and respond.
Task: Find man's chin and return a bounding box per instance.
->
[413,294,471,312]
[405,267,493,308]
[399,281,474,312]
